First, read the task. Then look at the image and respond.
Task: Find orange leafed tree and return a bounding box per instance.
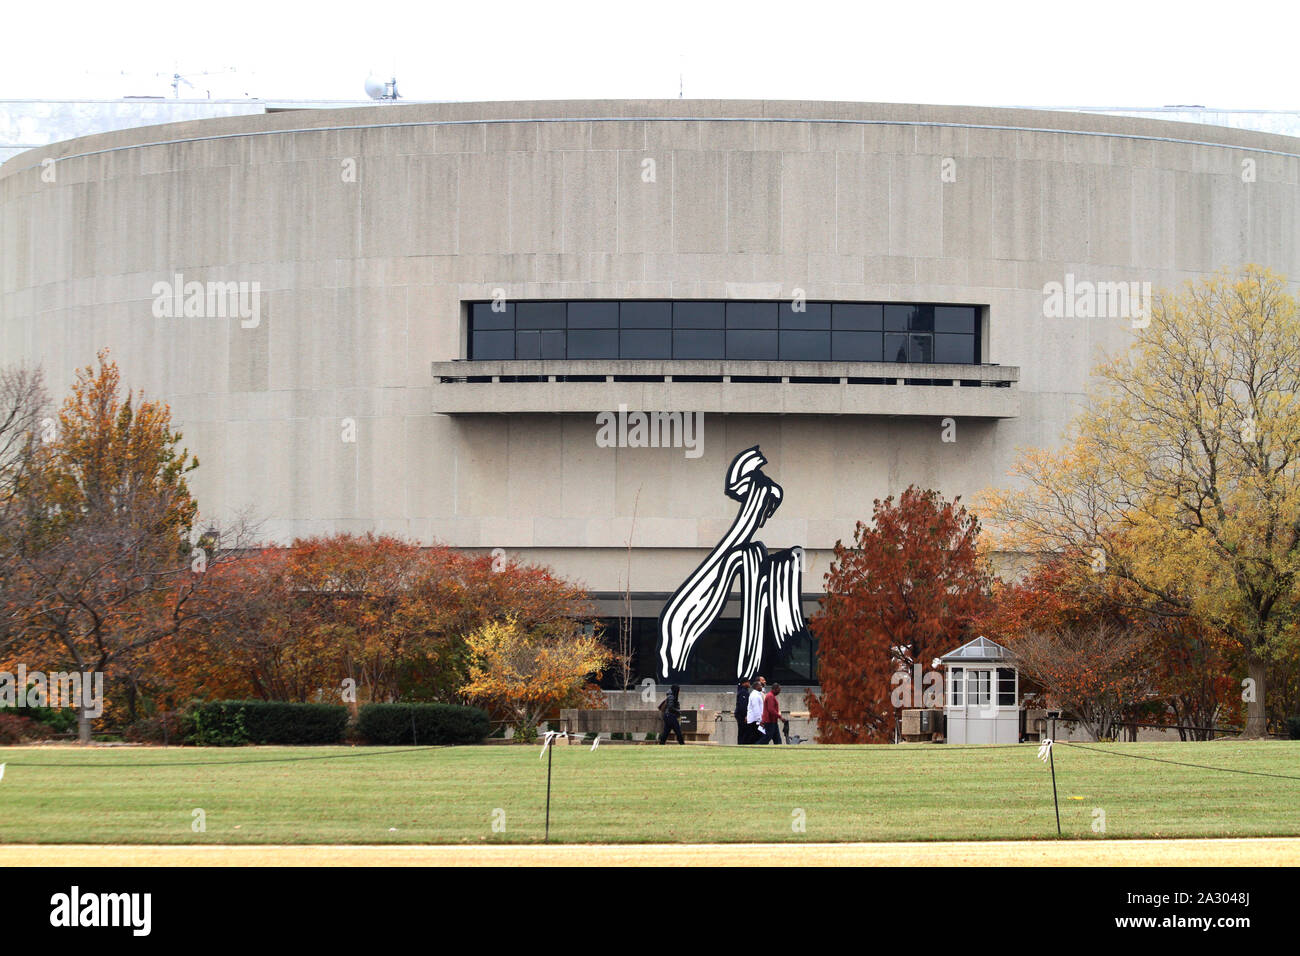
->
[807,487,991,743]
[978,555,1239,739]
[152,534,598,711]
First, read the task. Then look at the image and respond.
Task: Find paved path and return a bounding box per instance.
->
[3,837,1298,866]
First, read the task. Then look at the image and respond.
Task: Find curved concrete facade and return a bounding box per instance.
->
[3,99,1300,609]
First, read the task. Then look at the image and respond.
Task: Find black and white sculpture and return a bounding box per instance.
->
[658,445,810,679]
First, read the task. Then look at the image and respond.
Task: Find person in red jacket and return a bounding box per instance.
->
[760,683,784,744]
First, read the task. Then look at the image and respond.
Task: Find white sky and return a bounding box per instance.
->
[5,0,1298,109]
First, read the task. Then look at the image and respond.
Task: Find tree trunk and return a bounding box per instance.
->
[77,709,93,744]
[1244,654,1268,738]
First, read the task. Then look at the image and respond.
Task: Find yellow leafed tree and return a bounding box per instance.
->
[460,616,611,741]
[982,265,1300,737]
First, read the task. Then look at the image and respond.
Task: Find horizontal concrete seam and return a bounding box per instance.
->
[7,116,1300,176]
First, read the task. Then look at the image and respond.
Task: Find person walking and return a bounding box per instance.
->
[734,678,752,745]
[658,684,684,745]
[760,682,783,744]
[746,678,766,744]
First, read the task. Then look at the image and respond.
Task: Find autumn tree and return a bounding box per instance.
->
[982,266,1300,736]
[0,364,50,646]
[460,616,612,741]
[1151,616,1240,740]
[807,486,991,743]
[156,535,598,714]
[978,555,1238,739]
[0,351,242,741]
[0,364,48,514]
[1005,623,1155,741]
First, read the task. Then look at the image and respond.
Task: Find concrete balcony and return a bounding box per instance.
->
[431,361,1019,416]
[430,360,1019,418]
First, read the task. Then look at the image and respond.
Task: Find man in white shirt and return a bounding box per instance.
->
[746,678,766,744]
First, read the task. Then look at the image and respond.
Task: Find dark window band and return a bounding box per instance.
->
[468,300,981,364]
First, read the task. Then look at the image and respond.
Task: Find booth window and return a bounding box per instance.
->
[997,667,1017,706]
[966,669,991,707]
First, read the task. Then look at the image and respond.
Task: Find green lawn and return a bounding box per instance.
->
[1,741,1297,844]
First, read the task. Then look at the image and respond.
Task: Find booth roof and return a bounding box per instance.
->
[939,635,1014,663]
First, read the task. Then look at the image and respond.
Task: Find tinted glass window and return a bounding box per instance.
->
[516,330,542,360]
[832,304,882,330]
[779,302,831,330]
[620,302,671,328]
[568,302,619,328]
[466,300,981,364]
[515,302,566,330]
[726,330,778,360]
[831,331,882,362]
[471,302,514,330]
[568,329,619,359]
[779,331,831,361]
[472,329,514,359]
[673,301,725,329]
[885,333,909,363]
[620,329,672,359]
[934,333,975,364]
[673,330,725,359]
[884,305,915,332]
[726,302,778,329]
[542,331,566,359]
[935,306,976,334]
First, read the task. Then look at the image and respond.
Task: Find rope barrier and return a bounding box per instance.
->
[1055,739,1300,782]
[1,738,1293,776]
[0,744,451,770]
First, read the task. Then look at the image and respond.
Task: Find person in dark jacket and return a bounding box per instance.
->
[658,684,684,745]
[735,678,752,744]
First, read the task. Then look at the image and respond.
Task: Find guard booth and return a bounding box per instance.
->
[940,636,1020,744]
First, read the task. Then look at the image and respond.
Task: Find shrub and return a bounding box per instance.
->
[20,707,79,735]
[183,702,249,746]
[0,713,55,745]
[183,701,347,746]
[1287,716,1300,740]
[358,703,490,745]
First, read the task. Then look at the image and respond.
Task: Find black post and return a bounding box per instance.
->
[1048,745,1062,837]
[544,738,554,843]
[411,710,418,746]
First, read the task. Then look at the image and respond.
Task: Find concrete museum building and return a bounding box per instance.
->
[3,99,1299,687]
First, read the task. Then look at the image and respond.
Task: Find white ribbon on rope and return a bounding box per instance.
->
[1037,738,1054,763]
[539,731,600,757]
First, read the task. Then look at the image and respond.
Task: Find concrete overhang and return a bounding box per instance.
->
[430,360,1019,418]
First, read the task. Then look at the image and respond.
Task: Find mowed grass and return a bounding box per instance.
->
[0,741,1297,845]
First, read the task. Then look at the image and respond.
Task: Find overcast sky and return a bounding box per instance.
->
[6,0,1297,109]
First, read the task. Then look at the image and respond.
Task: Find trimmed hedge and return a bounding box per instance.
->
[184,701,348,746]
[1288,716,1300,740]
[358,703,490,745]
